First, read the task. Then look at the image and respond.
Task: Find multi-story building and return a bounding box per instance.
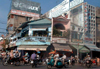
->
[42,0,100,58]
[96,7,100,48]
[7,0,41,36]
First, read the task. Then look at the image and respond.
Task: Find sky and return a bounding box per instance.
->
[0,0,100,36]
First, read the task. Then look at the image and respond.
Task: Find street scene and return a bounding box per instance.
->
[0,0,100,69]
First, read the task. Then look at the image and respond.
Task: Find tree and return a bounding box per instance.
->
[53,27,61,37]
[62,29,70,41]
[1,39,9,50]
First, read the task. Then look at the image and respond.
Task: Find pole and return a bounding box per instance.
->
[77,43,79,63]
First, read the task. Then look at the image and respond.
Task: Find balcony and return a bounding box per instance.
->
[16,36,51,46]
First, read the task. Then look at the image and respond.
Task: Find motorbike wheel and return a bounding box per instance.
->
[47,65,52,69]
[2,60,8,66]
[64,63,68,68]
[86,63,91,68]
[15,61,20,66]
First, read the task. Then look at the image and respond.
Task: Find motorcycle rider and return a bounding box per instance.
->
[62,54,66,65]
[54,52,59,66]
[23,52,29,63]
[31,52,37,67]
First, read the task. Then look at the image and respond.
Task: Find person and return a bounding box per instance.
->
[1,51,6,61]
[86,55,91,60]
[30,52,36,60]
[14,51,20,62]
[62,54,66,64]
[23,52,29,62]
[54,52,59,66]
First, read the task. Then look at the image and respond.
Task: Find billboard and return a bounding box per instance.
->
[49,0,69,18]
[11,0,41,14]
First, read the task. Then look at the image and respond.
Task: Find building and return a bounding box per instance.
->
[9,18,52,57]
[96,7,100,48]
[7,0,41,36]
[42,0,100,58]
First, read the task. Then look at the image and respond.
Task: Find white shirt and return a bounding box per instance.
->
[62,55,66,59]
[54,54,59,59]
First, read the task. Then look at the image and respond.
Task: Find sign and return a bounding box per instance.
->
[49,0,69,18]
[11,0,41,14]
[72,39,83,43]
[70,0,84,9]
[84,2,93,44]
[11,9,40,17]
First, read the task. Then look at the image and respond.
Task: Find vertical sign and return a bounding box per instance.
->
[84,2,93,44]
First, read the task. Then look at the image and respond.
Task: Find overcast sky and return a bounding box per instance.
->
[0,0,100,36]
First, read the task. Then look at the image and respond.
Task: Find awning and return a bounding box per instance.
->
[71,45,90,53]
[85,44,100,51]
[17,45,48,51]
[53,43,72,52]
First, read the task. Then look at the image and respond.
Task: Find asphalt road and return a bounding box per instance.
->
[0,62,100,69]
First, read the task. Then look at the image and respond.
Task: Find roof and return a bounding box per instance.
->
[19,20,34,28]
[28,18,51,25]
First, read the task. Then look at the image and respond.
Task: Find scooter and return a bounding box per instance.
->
[47,57,67,69]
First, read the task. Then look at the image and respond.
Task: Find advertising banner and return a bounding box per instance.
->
[11,0,41,14]
[11,9,40,17]
[70,0,84,9]
[49,0,69,18]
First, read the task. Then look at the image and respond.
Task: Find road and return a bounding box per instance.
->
[0,62,100,69]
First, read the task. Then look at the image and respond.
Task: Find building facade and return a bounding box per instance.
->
[7,0,41,36]
[96,7,100,48]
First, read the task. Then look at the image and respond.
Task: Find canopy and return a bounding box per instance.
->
[85,44,100,51]
[71,45,90,53]
[52,43,72,52]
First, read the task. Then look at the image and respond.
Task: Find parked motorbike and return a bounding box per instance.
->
[47,57,67,69]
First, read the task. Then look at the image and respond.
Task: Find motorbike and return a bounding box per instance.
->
[85,60,92,68]
[47,57,68,69]
[71,59,75,66]
[2,57,20,66]
[31,59,37,68]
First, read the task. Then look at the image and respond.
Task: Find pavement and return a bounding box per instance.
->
[0,62,100,69]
